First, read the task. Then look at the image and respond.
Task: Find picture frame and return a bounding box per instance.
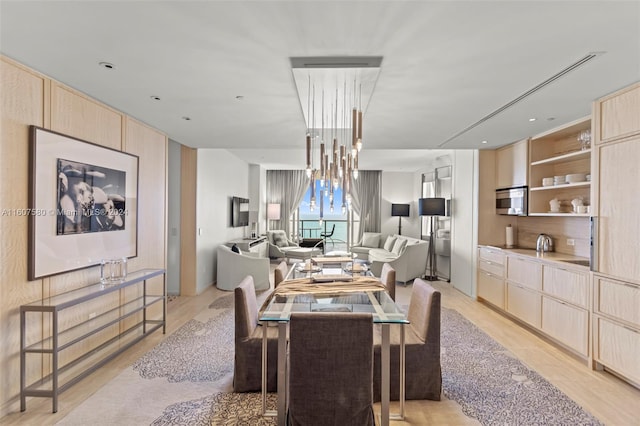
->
[28,126,139,280]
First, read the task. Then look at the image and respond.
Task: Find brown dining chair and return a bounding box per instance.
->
[287,312,375,426]
[380,263,396,301]
[373,278,442,401]
[273,260,288,288]
[233,275,278,392]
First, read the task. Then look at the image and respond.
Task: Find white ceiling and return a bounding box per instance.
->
[1,1,639,171]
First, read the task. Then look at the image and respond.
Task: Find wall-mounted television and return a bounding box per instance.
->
[231,196,249,227]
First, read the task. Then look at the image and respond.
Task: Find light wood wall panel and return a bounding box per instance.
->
[180,146,197,296]
[0,56,168,417]
[50,83,122,150]
[0,57,47,417]
[123,117,167,322]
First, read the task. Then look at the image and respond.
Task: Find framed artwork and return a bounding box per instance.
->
[28,126,138,280]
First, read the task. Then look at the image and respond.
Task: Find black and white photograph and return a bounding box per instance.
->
[57,158,127,235]
[29,126,138,280]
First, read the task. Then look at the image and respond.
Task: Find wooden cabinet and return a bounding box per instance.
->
[595,82,640,144]
[496,138,528,189]
[594,316,640,385]
[528,116,592,216]
[506,255,542,290]
[594,136,640,283]
[507,283,541,328]
[542,296,589,355]
[542,264,589,308]
[477,247,505,309]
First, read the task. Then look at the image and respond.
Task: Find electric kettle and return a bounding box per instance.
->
[536,234,554,253]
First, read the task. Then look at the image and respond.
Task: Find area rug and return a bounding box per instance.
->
[57,294,602,426]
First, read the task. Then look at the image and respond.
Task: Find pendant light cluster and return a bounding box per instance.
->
[292,56,382,221]
[305,80,364,218]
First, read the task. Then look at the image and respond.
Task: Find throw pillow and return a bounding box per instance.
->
[392,238,407,255]
[273,232,288,248]
[362,232,380,248]
[231,244,241,254]
[383,236,397,252]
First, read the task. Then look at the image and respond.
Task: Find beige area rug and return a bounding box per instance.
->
[57,293,603,425]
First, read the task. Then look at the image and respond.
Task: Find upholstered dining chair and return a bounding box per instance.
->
[373,278,442,401]
[287,312,375,426]
[380,263,396,301]
[233,276,278,392]
[273,261,288,288]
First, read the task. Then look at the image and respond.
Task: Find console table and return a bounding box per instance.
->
[20,268,166,413]
[226,236,268,257]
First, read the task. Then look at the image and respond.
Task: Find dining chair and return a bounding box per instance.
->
[287,312,375,426]
[233,276,278,392]
[273,261,288,288]
[373,278,442,401]
[380,263,396,301]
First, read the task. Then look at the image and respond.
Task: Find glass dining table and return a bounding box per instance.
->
[259,261,408,426]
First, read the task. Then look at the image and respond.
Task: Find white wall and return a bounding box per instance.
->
[196,149,250,293]
[381,172,421,239]
[450,150,478,297]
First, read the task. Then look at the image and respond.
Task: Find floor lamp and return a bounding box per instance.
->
[391,203,410,235]
[419,197,445,281]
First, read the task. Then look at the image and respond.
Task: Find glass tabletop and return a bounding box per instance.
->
[260,289,408,324]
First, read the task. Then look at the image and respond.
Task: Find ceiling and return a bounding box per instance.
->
[1,1,639,171]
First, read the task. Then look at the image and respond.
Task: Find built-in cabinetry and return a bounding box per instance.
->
[591,82,640,387]
[20,269,166,412]
[496,138,528,189]
[477,248,591,360]
[477,247,505,309]
[528,116,592,216]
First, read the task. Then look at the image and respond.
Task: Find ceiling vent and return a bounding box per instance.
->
[439,52,604,147]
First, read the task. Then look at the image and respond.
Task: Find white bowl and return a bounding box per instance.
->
[566,173,587,183]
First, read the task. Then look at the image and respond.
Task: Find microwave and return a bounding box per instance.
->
[496,186,528,216]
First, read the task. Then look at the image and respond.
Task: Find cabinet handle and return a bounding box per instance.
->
[623,283,639,289]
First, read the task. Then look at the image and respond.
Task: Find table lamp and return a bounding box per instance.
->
[419,197,445,281]
[267,203,280,231]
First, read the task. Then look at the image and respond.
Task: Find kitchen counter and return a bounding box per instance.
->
[480,245,590,269]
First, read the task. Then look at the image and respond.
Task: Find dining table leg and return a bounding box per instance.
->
[277,321,287,426]
[381,323,390,426]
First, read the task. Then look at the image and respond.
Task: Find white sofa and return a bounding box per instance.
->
[368,234,428,284]
[216,244,270,291]
[351,232,384,257]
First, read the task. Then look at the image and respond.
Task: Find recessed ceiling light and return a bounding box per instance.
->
[481,140,488,144]
[98,61,115,70]
[150,95,161,101]
[182,116,191,121]
[529,118,536,122]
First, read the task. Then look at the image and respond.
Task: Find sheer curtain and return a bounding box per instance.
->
[350,170,381,243]
[266,170,309,238]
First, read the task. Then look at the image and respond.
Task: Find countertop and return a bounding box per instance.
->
[480,245,591,269]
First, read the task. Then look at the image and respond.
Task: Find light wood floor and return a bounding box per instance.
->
[3,274,639,425]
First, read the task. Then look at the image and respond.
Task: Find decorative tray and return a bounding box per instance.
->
[296,265,322,273]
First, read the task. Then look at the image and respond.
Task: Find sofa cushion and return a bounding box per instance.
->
[369,248,399,263]
[231,243,241,254]
[391,238,407,255]
[272,230,289,248]
[383,236,397,252]
[362,232,381,248]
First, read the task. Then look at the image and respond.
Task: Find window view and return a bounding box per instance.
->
[297,180,359,249]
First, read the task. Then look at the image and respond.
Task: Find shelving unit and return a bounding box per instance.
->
[20,268,166,413]
[528,116,592,215]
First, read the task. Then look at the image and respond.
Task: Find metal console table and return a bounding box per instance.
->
[20,268,166,413]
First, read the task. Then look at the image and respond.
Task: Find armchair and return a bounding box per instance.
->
[216,245,270,291]
[266,230,321,261]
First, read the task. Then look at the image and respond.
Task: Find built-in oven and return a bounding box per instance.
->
[496,186,528,216]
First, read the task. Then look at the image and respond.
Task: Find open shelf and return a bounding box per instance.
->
[531,148,591,166]
[530,182,591,191]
